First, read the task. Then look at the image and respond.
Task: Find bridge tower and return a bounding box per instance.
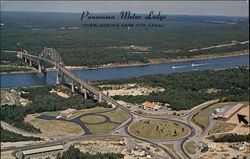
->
[39,47,65,83]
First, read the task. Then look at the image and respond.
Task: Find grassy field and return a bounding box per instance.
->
[86,123,118,134]
[80,115,106,123]
[25,114,83,136]
[76,136,124,143]
[66,107,110,120]
[184,141,196,154]
[129,120,190,140]
[164,144,181,159]
[100,110,130,123]
[41,111,60,116]
[209,121,237,135]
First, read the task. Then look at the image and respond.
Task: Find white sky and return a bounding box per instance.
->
[1,1,249,17]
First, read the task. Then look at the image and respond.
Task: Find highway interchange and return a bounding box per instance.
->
[2,51,220,159]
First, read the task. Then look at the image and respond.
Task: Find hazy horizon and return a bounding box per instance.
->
[1,1,249,17]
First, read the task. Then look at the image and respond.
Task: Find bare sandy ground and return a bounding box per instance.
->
[100,83,165,96]
[1,151,16,159]
[74,140,126,154]
[199,142,250,159]
[1,141,44,149]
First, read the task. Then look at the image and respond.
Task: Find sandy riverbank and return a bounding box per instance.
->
[1,50,248,75]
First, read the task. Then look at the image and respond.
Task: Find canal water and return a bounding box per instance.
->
[1,54,249,88]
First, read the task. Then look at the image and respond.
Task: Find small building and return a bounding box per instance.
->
[131,149,147,157]
[208,142,216,150]
[235,143,245,151]
[60,108,76,117]
[21,145,64,157]
[213,103,244,121]
[10,89,18,94]
[142,101,160,110]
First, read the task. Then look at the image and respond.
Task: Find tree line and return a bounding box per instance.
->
[1,85,111,133]
[97,66,249,110]
[1,127,41,142]
[55,145,124,159]
[213,134,250,142]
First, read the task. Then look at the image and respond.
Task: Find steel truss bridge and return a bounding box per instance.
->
[17,48,128,112]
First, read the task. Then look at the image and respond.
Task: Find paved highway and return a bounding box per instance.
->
[2,52,219,159]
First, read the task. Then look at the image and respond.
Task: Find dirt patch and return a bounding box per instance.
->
[206,88,221,93]
[100,83,165,96]
[0,151,15,159]
[74,140,126,154]
[199,142,250,159]
[1,141,44,149]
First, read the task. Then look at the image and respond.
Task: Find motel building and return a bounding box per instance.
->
[213,103,244,121]
[142,101,161,110]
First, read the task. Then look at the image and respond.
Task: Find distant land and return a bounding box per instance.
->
[1,11,249,73]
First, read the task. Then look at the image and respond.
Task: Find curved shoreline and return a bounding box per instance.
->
[1,50,249,75]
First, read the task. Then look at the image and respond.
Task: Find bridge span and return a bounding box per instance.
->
[16,48,128,112]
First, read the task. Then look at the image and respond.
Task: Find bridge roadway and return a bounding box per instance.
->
[14,52,212,159]
[21,53,130,113]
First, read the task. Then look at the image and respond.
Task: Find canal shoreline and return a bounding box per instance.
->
[1,50,249,75]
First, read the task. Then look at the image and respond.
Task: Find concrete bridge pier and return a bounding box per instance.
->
[84,91,87,99]
[56,71,60,84]
[82,88,88,100]
[43,67,47,74]
[71,82,75,92]
[78,85,87,99]
[98,92,102,102]
[38,63,42,73]
[24,57,27,63]
[29,60,32,66]
[77,85,81,92]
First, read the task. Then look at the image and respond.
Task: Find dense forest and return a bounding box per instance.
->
[1,11,249,68]
[55,145,124,159]
[1,85,111,133]
[0,51,33,72]
[96,66,249,110]
[1,128,41,142]
[212,134,250,142]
